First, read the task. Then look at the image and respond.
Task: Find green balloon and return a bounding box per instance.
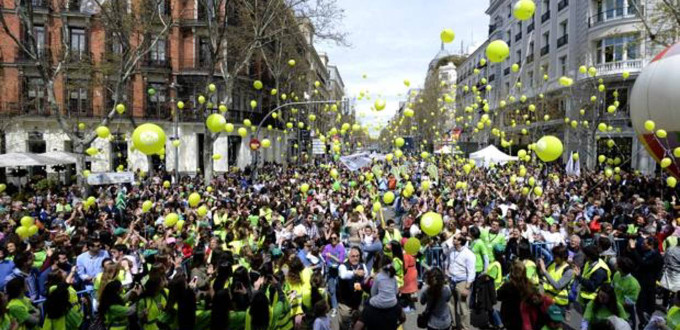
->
[332,181,341,191]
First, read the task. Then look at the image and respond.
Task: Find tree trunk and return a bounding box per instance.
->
[74,143,86,186]
[203,132,214,186]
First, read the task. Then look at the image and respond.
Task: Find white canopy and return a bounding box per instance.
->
[469,145,518,167]
[0,152,65,167]
[435,145,452,154]
[40,151,80,164]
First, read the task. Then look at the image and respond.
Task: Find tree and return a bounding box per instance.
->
[191,0,346,184]
[0,0,173,183]
[630,0,680,47]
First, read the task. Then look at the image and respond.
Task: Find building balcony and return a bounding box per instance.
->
[180,19,208,28]
[540,45,549,56]
[541,10,551,23]
[526,53,534,63]
[142,58,171,70]
[503,67,510,76]
[515,32,522,42]
[557,0,568,12]
[557,34,568,48]
[593,59,644,77]
[588,7,642,28]
[489,24,497,35]
[527,22,535,33]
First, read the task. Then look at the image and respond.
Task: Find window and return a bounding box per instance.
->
[25,78,45,114]
[507,3,512,17]
[559,56,567,76]
[516,49,522,63]
[596,35,639,64]
[198,37,211,67]
[69,28,86,60]
[149,39,166,64]
[542,0,550,13]
[147,83,168,117]
[541,64,550,77]
[560,21,568,36]
[543,32,550,46]
[557,20,568,47]
[67,80,89,116]
[528,71,534,88]
[506,30,511,43]
[34,26,45,57]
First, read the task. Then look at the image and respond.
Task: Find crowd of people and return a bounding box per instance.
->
[0,156,678,330]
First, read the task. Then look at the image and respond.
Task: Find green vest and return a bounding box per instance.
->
[542,263,570,306]
[486,261,503,289]
[667,306,680,330]
[524,260,539,285]
[580,259,611,301]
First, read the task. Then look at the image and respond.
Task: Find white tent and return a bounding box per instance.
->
[0,152,65,167]
[435,145,452,154]
[469,145,518,167]
[40,151,79,165]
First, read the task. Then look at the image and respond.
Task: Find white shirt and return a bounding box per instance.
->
[446,246,476,284]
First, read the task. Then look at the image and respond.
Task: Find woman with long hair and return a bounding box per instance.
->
[163,274,197,330]
[583,284,628,328]
[98,280,140,330]
[136,276,168,330]
[497,260,530,330]
[42,269,84,330]
[284,256,312,328]
[95,259,122,300]
[418,267,452,330]
[368,256,398,310]
[387,241,405,289]
[246,291,271,330]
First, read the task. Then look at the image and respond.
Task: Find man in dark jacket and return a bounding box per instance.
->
[627,236,664,327]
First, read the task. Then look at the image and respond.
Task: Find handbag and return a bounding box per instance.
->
[417,291,437,328]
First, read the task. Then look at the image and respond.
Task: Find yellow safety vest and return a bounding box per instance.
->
[542,263,570,306]
[524,260,539,285]
[486,261,503,289]
[580,259,611,301]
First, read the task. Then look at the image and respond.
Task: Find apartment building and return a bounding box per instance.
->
[0,0,345,177]
[455,0,657,173]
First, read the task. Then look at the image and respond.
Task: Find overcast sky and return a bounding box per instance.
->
[318,0,488,136]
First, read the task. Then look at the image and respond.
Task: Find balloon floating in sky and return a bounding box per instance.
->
[132,123,166,155]
[630,42,680,178]
[253,80,263,90]
[513,0,536,20]
[440,28,455,43]
[374,99,386,111]
[486,40,510,63]
[535,135,564,162]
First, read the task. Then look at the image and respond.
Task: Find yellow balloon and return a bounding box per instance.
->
[206,114,227,133]
[164,213,179,227]
[237,127,248,137]
[421,212,443,237]
[300,183,310,193]
[535,135,563,162]
[486,40,510,63]
[132,123,167,155]
[96,126,110,139]
[404,237,421,255]
[440,28,455,43]
[644,120,655,132]
[513,0,536,20]
[383,191,395,204]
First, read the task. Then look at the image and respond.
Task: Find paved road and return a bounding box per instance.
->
[333,300,585,330]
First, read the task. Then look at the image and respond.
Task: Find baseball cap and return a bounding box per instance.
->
[547,304,564,322]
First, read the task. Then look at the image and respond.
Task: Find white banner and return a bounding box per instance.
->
[340,153,372,172]
[87,172,135,185]
[312,139,326,155]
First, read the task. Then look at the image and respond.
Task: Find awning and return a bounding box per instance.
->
[0,152,65,167]
[40,151,80,165]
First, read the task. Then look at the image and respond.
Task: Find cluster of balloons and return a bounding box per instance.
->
[15,216,39,239]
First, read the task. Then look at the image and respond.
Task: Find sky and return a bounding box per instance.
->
[318,0,488,137]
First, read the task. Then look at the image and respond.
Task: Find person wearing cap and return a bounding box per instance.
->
[541,304,564,330]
